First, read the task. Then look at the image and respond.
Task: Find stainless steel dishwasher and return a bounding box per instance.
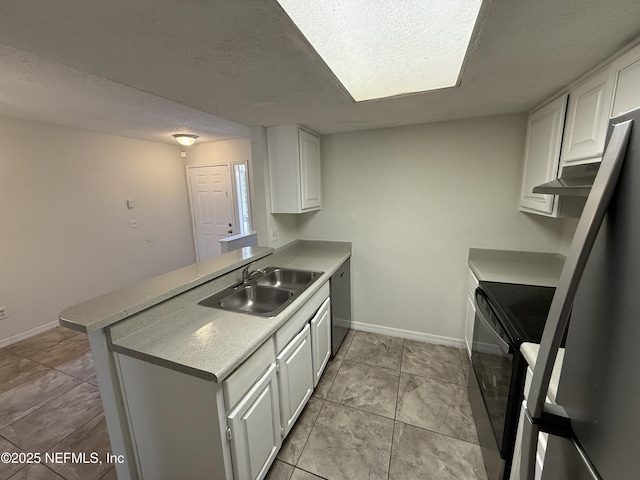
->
[330,258,351,355]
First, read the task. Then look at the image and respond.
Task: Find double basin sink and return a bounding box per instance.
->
[198,266,323,317]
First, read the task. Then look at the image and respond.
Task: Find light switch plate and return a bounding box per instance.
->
[270,227,279,242]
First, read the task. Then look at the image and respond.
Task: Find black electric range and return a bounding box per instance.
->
[469,280,556,480]
[480,281,556,345]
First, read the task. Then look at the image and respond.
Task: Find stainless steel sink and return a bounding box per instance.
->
[255,267,322,291]
[198,266,323,317]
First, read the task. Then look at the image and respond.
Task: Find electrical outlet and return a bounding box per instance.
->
[270,227,279,242]
[0,306,8,320]
[129,219,139,228]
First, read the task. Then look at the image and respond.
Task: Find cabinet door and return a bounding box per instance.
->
[311,297,331,387]
[298,129,321,211]
[228,363,281,480]
[560,68,613,166]
[277,323,313,437]
[609,43,640,118]
[519,94,567,216]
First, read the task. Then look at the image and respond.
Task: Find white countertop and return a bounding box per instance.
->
[106,241,351,382]
[59,246,274,333]
[521,342,565,403]
[468,248,565,286]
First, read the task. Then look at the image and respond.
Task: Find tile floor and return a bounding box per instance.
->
[0,327,114,480]
[266,330,488,480]
[0,327,488,480]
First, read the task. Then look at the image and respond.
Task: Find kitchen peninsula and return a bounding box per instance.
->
[59,240,351,480]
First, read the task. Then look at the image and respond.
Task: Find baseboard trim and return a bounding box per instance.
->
[350,321,465,349]
[0,321,59,349]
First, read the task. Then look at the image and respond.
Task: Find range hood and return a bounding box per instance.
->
[533,162,600,197]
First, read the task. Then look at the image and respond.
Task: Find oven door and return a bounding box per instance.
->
[470,290,516,479]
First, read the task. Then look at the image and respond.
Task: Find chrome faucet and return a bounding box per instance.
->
[242,263,266,283]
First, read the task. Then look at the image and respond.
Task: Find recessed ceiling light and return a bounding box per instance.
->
[277,0,483,102]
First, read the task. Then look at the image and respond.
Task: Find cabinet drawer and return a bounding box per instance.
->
[274,282,329,353]
[224,338,276,411]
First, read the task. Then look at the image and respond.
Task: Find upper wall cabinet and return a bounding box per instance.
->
[519,94,567,216]
[560,67,613,167]
[609,43,640,118]
[268,125,322,214]
[519,38,640,217]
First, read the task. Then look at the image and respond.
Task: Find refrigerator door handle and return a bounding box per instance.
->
[519,119,633,480]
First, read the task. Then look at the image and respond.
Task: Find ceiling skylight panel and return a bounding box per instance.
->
[276,0,483,101]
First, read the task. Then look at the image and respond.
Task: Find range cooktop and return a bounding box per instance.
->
[479,281,556,345]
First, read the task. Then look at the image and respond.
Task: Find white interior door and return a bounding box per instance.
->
[187,164,236,261]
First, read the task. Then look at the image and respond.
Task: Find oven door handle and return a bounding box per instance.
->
[476,309,511,355]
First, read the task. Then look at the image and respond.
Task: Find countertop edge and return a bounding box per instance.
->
[521,342,564,403]
[107,242,352,383]
[58,247,274,333]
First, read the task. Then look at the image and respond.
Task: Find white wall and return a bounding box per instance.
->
[186,137,252,166]
[298,114,568,341]
[0,116,196,343]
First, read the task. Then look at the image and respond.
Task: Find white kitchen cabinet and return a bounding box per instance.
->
[268,125,321,214]
[519,94,567,216]
[276,323,313,438]
[228,363,282,480]
[609,43,640,118]
[310,297,331,386]
[464,270,479,358]
[560,67,613,167]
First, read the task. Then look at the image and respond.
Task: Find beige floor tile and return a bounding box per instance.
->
[26,335,90,369]
[7,464,64,480]
[390,422,486,480]
[46,413,112,480]
[291,469,325,480]
[401,340,466,385]
[0,370,81,429]
[396,373,478,444]
[312,356,341,400]
[297,401,394,480]
[0,350,50,395]
[0,436,24,479]
[334,329,356,360]
[278,397,324,465]
[345,332,404,371]
[0,383,102,452]
[265,460,295,480]
[55,352,95,381]
[7,328,81,358]
[327,360,399,418]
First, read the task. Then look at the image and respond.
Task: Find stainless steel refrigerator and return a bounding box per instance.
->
[520,107,640,479]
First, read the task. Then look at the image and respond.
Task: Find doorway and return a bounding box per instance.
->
[186,163,246,261]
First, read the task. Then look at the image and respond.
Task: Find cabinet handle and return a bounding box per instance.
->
[228,230,233,234]
[228,223,232,227]
[340,272,345,277]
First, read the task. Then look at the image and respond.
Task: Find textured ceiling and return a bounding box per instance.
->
[0,0,639,142]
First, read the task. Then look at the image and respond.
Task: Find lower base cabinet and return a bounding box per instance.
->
[277,323,313,437]
[227,363,281,480]
[114,282,333,480]
[310,298,331,386]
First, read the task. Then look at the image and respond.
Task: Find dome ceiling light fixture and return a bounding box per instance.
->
[172,134,199,146]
